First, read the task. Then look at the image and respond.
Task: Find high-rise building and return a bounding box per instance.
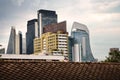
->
[16,31,22,54]
[37,9,57,37]
[71,22,95,62]
[7,27,16,54]
[7,27,23,54]
[68,36,74,61]
[34,31,68,57]
[26,19,38,54]
[22,38,26,54]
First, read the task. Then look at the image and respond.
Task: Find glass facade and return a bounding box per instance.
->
[7,27,23,54]
[6,27,16,54]
[19,32,22,54]
[71,22,95,62]
[26,19,38,54]
[37,9,57,37]
[68,36,74,61]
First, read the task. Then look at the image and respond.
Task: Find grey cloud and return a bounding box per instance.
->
[11,0,25,6]
[91,0,120,13]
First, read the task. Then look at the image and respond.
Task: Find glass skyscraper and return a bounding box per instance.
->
[37,9,57,37]
[26,19,38,54]
[68,36,74,61]
[7,27,23,54]
[71,22,95,62]
[7,27,16,54]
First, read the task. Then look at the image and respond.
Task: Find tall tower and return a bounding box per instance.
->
[16,31,22,54]
[26,19,38,54]
[19,31,22,54]
[7,27,16,54]
[71,22,95,62]
[37,9,57,37]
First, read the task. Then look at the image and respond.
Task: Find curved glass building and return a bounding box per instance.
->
[71,22,95,62]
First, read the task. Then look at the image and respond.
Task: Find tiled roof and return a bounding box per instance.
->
[0,60,120,80]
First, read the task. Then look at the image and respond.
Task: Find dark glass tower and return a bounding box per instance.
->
[19,32,22,54]
[37,9,57,37]
[68,36,74,61]
[18,31,22,54]
[26,19,38,54]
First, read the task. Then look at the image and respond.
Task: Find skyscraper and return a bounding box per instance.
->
[26,19,38,54]
[19,32,22,54]
[37,9,57,37]
[22,38,26,54]
[71,22,95,62]
[7,27,16,54]
[68,36,74,61]
[16,31,22,54]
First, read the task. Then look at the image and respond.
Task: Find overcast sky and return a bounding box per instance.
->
[0,0,120,61]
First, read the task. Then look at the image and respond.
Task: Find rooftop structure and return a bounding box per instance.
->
[0,54,65,62]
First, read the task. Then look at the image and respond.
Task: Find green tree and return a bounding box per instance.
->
[105,50,120,62]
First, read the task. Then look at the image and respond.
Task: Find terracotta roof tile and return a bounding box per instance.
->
[0,60,120,80]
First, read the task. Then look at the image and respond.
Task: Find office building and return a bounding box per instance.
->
[16,31,22,54]
[6,27,16,54]
[26,19,38,54]
[22,38,26,54]
[71,22,95,62]
[68,36,74,61]
[37,9,57,37]
[34,31,68,57]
